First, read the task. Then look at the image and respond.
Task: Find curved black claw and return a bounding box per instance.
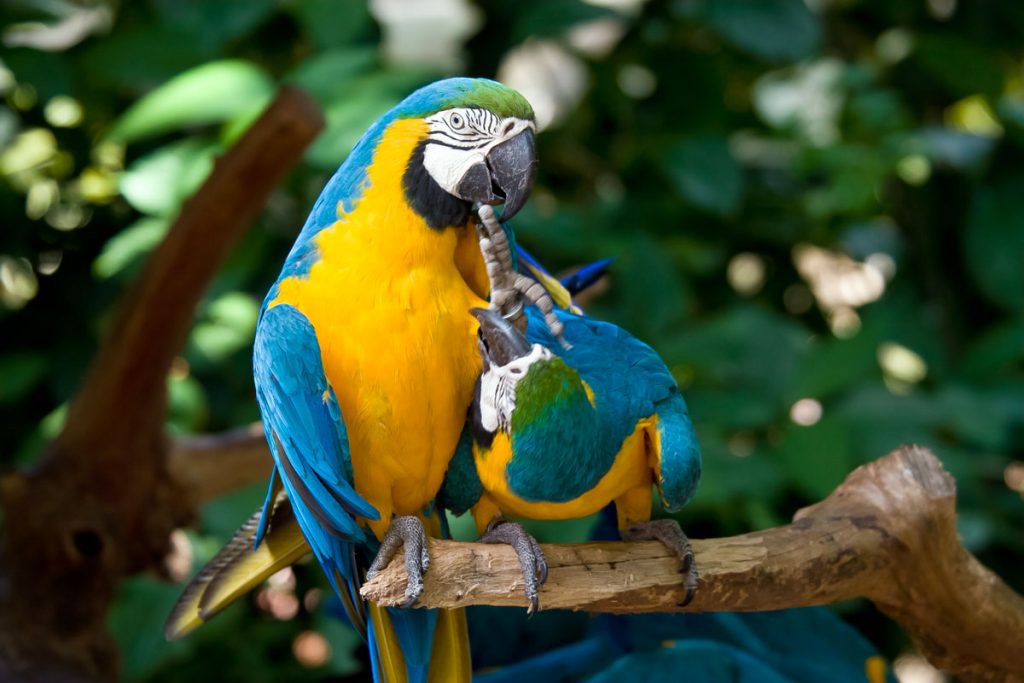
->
[621,519,698,607]
[366,516,430,608]
[479,520,548,614]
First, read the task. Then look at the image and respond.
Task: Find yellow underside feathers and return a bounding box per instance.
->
[470,418,657,534]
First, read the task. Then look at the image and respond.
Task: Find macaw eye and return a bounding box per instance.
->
[450,113,465,129]
[509,366,524,376]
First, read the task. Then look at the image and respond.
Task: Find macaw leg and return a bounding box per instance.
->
[366,516,431,608]
[478,519,548,614]
[620,519,698,607]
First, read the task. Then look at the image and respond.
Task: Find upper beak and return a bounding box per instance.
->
[456,129,537,221]
[471,308,533,366]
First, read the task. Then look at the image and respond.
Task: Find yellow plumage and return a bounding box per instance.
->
[470,417,660,535]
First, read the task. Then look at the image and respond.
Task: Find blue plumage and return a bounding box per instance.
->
[502,306,700,507]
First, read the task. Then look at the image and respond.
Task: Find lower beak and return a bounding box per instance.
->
[455,129,537,221]
[471,308,533,366]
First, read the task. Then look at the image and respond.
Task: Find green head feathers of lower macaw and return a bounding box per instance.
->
[450,306,701,532]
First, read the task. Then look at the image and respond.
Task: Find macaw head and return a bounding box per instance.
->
[470,308,591,445]
[392,78,538,226]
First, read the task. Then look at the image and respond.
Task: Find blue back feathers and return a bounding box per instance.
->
[503,306,700,507]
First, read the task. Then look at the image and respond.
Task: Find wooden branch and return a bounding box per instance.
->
[168,424,271,506]
[0,87,323,683]
[362,445,1024,683]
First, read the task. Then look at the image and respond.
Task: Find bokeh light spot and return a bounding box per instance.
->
[727,252,766,296]
[293,630,331,668]
[894,653,946,683]
[44,96,83,128]
[790,398,823,426]
[897,154,931,186]
[1003,462,1024,493]
[878,342,927,392]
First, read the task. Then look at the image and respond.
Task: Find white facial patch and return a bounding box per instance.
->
[421,108,535,197]
[478,343,553,434]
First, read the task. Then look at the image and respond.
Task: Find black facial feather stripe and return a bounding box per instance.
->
[402,138,471,230]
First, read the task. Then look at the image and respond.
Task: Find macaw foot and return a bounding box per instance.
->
[479,520,548,615]
[366,516,430,608]
[475,204,567,344]
[621,519,698,607]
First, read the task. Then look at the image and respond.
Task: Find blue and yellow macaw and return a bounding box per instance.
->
[441,303,702,609]
[171,78,543,682]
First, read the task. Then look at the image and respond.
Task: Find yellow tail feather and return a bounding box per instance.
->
[368,602,410,683]
[165,495,311,640]
[427,607,471,683]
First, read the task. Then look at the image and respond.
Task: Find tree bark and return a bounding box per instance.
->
[0,87,322,683]
[361,445,1024,683]
[168,424,271,508]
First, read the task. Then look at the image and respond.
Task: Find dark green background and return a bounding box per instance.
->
[1,0,1022,680]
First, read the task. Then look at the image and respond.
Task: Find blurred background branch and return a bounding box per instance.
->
[169,424,270,508]
[0,87,322,683]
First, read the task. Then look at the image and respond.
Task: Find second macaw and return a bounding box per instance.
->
[440,304,702,610]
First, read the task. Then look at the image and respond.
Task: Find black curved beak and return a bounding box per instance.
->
[456,129,537,221]
[471,308,533,367]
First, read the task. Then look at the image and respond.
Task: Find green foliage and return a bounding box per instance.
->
[3,0,1024,680]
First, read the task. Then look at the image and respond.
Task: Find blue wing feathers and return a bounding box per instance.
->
[654,392,701,510]
[253,303,378,564]
[521,304,701,510]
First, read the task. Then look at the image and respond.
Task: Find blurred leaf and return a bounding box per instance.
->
[965,178,1024,311]
[93,217,170,279]
[284,48,378,105]
[119,138,218,215]
[0,352,46,403]
[684,388,778,428]
[152,0,277,51]
[776,418,854,500]
[662,137,745,217]
[913,33,1004,99]
[106,60,273,143]
[314,611,365,676]
[289,0,375,49]
[958,319,1024,381]
[831,385,943,458]
[189,292,260,363]
[792,334,880,401]
[665,306,808,400]
[200,481,268,539]
[81,26,211,91]
[702,0,821,62]
[513,1,616,43]
[915,127,996,174]
[608,234,692,338]
[167,374,209,434]
[109,576,192,681]
[4,48,73,99]
[689,435,784,508]
[936,384,1018,452]
[306,71,435,169]
[753,59,843,143]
